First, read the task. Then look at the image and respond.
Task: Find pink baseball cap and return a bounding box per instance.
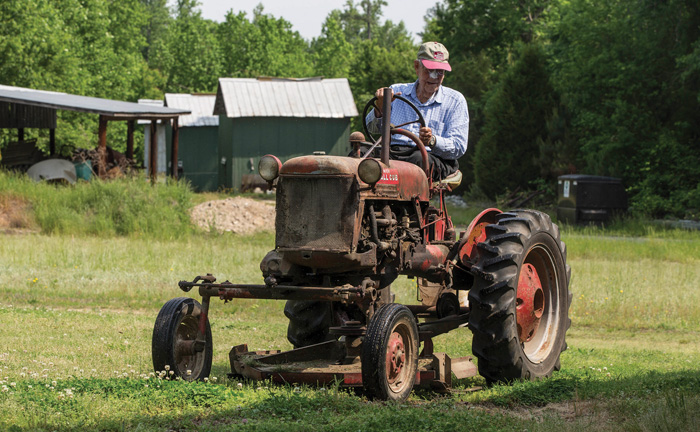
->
[417,42,451,71]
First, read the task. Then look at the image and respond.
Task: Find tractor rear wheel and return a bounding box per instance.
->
[284,300,335,348]
[152,297,212,381]
[468,210,571,384]
[361,303,419,401]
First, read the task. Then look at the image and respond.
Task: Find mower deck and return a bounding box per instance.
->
[229,340,477,391]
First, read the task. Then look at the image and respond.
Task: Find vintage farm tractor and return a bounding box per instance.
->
[152,90,572,401]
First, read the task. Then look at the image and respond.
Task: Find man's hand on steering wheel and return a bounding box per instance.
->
[419,127,435,147]
[373,88,402,118]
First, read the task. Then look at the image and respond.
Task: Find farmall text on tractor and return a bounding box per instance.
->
[152,90,572,401]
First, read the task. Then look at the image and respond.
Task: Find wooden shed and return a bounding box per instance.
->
[213,77,358,191]
[1,84,189,181]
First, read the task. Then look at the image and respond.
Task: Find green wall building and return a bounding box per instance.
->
[213,77,358,191]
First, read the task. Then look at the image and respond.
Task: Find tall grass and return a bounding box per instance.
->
[0,170,195,239]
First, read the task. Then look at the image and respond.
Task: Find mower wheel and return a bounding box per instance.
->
[468,210,572,384]
[152,297,212,381]
[284,300,334,348]
[361,303,418,401]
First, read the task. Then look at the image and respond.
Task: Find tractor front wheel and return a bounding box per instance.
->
[361,303,419,401]
[468,210,572,384]
[152,297,212,381]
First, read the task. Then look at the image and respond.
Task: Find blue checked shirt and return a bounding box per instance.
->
[365,81,469,160]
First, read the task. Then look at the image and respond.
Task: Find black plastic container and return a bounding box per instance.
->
[557,175,627,224]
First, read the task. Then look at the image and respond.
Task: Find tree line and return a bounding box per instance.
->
[1,0,698,218]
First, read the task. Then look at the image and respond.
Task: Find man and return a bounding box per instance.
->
[365,41,469,182]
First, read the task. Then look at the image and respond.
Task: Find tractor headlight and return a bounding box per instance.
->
[358,158,383,185]
[258,155,282,181]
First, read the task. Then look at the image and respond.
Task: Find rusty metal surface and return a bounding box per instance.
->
[517,263,545,342]
[409,244,450,274]
[256,340,345,365]
[451,356,478,379]
[280,155,429,201]
[180,276,371,303]
[275,174,358,253]
[458,208,502,267]
[228,343,469,390]
[417,313,470,340]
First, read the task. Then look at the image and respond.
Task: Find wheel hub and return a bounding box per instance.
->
[516,263,545,343]
[386,331,405,383]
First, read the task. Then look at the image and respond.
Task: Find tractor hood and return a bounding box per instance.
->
[280,155,429,201]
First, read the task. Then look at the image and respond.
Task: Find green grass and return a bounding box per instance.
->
[0,170,195,239]
[2,176,700,430]
[1,227,700,431]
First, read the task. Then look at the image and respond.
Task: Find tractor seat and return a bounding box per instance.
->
[433,170,462,188]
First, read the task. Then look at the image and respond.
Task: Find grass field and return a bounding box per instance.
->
[1,225,699,431]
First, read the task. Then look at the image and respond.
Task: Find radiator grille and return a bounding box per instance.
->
[275,176,358,251]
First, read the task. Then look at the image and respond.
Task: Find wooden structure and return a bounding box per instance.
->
[0,85,189,181]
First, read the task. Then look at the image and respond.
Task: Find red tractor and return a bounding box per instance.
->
[152,91,572,401]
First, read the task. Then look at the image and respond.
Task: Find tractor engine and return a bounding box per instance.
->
[259,154,454,294]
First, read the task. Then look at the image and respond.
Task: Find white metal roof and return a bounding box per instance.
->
[165,94,218,127]
[214,77,358,119]
[0,85,189,118]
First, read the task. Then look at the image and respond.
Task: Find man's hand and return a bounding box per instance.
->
[419,126,435,147]
[373,88,401,118]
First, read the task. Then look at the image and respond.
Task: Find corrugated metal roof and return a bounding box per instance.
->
[214,78,358,119]
[165,94,218,127]
[0,85,189,118]
[136,99,164,125]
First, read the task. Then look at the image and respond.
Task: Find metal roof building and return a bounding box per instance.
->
[164,94,219,191]
[0,85,189,179]
[214,77,358,191]
[166,94,218,127]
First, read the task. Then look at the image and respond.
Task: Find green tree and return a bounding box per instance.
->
[140,0,172,69]
[218,5,312,78]
[339,0,388,42]
[312,13,353,79]
[548,0,700,216]
[165,0,223,92]
[474,43,561,199]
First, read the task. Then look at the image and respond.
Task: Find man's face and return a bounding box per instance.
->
[414,60,445,95]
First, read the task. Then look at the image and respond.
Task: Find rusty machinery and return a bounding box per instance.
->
[152,90,572,401]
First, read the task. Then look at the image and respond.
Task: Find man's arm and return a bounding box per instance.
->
[430,92,469,160]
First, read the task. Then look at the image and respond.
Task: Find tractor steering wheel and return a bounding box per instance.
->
[361,95,430,175]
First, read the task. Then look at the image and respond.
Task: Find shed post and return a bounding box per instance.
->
[171,117,179,179]
[149,119,157,184]
[126,120,134,160]
[18,128,24,142]
[49,128,56,156]
[97,116,108,177]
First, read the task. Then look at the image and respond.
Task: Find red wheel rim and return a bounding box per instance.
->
[516,263,545,343]
[385,331,405,384]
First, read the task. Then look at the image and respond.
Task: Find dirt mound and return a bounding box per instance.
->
[190,197,276,235]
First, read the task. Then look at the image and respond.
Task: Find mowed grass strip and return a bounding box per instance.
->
[1,228,700,430]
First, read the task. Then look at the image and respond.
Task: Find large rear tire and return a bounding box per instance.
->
[152,297,212,381]
[468,210,572,384]
[284,300,335,348]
